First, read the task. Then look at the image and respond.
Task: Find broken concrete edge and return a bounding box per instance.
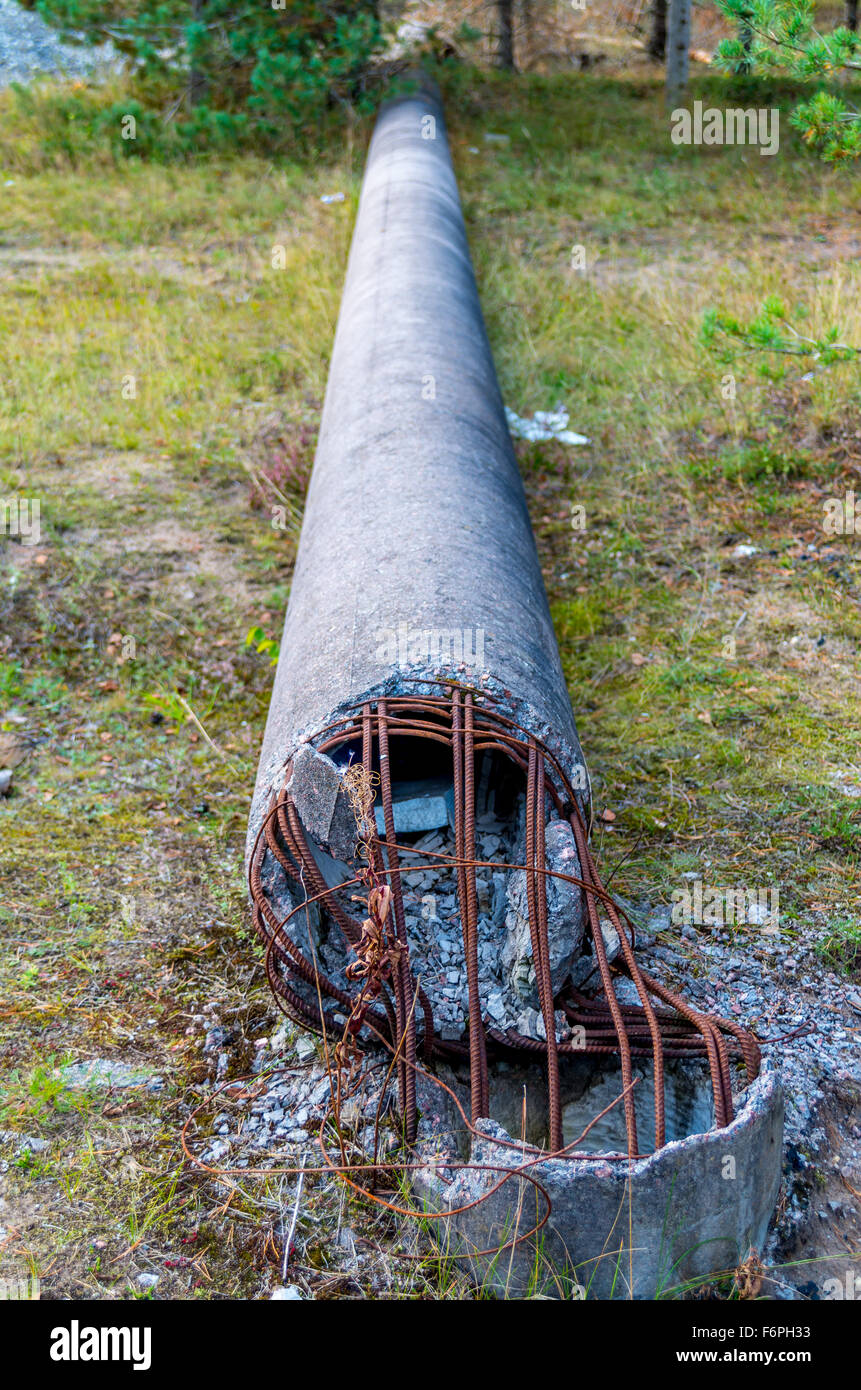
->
[245,667,592,876]
[409,1068,785,1299]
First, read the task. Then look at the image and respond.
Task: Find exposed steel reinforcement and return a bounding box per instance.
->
[248,684,761,1157]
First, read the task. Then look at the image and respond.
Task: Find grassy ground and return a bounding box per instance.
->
[0,64,859,1299]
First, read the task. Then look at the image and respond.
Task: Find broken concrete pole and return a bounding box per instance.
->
[245,76,784,1295]
[246,76,588,866]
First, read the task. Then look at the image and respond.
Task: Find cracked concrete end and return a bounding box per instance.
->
[412,1069,784,1299]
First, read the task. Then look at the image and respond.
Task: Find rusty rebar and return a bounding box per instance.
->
[248,685,757,1158]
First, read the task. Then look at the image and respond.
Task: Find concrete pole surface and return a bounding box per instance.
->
[248,77,587,859]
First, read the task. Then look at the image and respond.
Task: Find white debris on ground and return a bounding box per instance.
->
[384,20,430,61]
[830,768,861,798]
[60,1058,162,1090]
[505,406,590,446]
[0,0,119,88]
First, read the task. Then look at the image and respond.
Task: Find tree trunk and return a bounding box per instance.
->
[648,0,667,60]
[522,0,533,68]
[665,0,691,107]
[738,7,753,73]
[497,0,515,70]
[847,0,858,30]
[189,0,207,107]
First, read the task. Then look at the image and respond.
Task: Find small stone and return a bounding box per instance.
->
[415,831,443,852]
[339,1099,363,1127]
[310,1077,331,1106]
[515,1008,540,1038]
[337,1226,357,1251]
[613,977,642,1008]
[486,992,506,1022]
[17,1136,48,1153]
[534,1009,571,1042]
[598,919,621,962]
[270,1284,305,1300]
[136,1272,159,1289]
[645,906,671,935]
[204,1025,230,1054]
[295,1035,317,1063]
[491,874,508,926]
[61,1059,156,1090]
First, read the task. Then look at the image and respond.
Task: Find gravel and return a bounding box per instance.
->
[0,0,119,89]
[186,896,861,1294]
[631,904,861,1154]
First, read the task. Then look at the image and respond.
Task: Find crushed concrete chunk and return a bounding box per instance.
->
[286,745,357,860]
[501,819,584,1007]
[571,919,623,989]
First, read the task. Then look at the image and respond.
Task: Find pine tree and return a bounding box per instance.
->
[714,0,861,159]
[29,0,383,138]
